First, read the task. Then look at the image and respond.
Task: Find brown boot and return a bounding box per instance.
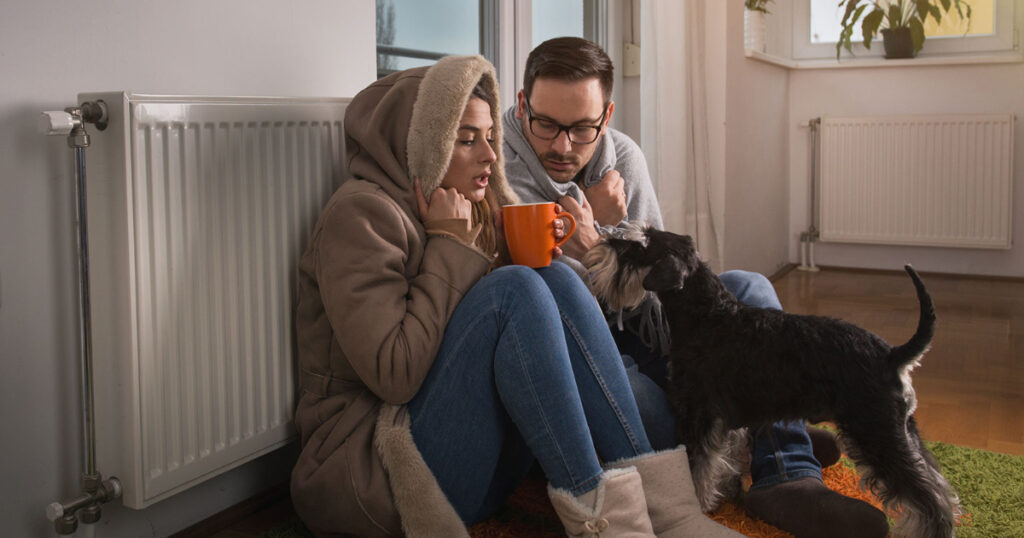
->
[745,477,890,538]
[606,447,743,537]
[547,467,656,537]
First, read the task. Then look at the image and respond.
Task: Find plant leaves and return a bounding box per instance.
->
[863,9,885,50]
[888,4,903,27]
[837,3,870,58]
[839,0,862,27]
[910,17,926,53]
[915,0,933,22]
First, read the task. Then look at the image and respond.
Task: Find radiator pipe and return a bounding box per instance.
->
[41,101,121,536]
[798,117,821,272]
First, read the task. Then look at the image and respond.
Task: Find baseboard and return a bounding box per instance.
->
[810,265,1024,283]
[169,482,291,537]
[767,263,798,282]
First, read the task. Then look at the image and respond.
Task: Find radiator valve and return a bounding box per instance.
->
[46,476,121,535]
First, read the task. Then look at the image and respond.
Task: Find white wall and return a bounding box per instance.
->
[788,61,1024,277]
[0,1,375,536]
[722,2,791,276]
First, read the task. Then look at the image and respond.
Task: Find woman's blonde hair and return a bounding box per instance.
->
[469,78,501,259]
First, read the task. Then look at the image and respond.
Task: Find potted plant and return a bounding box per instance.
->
[744,0,772,12]
[836,0,972,59]
[744,0,773,52]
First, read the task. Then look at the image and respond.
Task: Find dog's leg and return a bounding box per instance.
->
[839,415,959,538]
[905,416,963,528]
[689,419,741,512]
[717,427,750,501]
[679,413,716,512]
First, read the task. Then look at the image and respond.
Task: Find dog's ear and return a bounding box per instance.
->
[642,257,687,292]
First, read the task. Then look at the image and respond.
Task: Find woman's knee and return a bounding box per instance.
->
[535,261,593,302]
[478,265,560,317]
[719,270,782,310]
[483,265,548,294]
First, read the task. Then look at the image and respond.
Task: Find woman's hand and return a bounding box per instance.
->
[415,177,472,223]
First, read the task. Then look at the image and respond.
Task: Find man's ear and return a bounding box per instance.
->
[515,90,527,120]
[642,257,686,292]
[603,100,615,128]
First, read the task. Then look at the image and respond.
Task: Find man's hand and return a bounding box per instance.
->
[557,194,600,259]
[583,169,627,226]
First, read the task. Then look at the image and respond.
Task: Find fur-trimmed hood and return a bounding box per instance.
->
[344,55,517,214]
[293,56,518,538]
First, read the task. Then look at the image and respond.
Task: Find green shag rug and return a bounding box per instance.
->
[925,442,1024,537]
[262,441,1024,537]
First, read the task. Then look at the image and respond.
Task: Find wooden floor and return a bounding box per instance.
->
[195,267,1024,536]
[772,266,1024,456]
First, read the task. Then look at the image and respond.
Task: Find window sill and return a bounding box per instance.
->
[745,49,1024,70]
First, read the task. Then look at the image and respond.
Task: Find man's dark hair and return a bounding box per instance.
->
[523,37,613,104]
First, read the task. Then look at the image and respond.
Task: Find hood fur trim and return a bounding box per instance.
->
[407,55,517,206]
[375,404,469,537]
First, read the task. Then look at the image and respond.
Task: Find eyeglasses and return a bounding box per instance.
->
[524,98,607,145]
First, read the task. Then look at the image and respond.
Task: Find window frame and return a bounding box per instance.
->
[375,0,609,107]
[791,0,1018,60]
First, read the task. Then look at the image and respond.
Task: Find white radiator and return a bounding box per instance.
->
[82,92,348,508]
[818,114,1014,249]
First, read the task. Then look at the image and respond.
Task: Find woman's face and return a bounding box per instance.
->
[440,97,496,203]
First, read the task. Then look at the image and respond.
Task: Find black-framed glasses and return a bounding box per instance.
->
[524,98,607,145]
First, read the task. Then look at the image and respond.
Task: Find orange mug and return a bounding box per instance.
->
[502,202,577,268]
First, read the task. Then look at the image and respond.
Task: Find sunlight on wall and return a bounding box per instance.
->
[924,0,994,37]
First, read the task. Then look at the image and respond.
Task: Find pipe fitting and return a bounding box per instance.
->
[80,100,108,131]
[55,514,78,535]
[46,477,121,535]
[79,504,102,525]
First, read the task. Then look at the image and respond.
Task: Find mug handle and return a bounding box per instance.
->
[553,211,577,248]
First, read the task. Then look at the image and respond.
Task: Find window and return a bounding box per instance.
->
[793,0,1016,60]
[532,0,606,49]
[375,0,606,82]
[375,0,486,78]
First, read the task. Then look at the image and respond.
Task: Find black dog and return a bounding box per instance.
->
[583,225,960,538]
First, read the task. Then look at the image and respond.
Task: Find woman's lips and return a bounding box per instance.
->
[475,172,490,187]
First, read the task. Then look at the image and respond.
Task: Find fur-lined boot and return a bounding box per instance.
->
[606,447,743,537]
[547,467,655,537]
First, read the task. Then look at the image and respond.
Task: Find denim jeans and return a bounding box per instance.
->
[615,270,822,490]
[408,263,653,524]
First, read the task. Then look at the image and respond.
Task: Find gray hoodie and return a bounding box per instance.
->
[502,105,663,235]
[502,105,669,356]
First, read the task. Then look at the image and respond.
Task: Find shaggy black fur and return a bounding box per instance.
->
[584,227,961,538]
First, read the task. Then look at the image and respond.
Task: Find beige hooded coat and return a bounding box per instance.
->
[290,56,519,537]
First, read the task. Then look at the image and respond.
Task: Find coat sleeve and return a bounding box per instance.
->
[315,190,492,404]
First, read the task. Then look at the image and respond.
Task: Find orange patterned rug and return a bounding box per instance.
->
[468,462,885,538]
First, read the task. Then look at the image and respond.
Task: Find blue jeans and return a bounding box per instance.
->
[408,263,653,524]
[615,270,822,490]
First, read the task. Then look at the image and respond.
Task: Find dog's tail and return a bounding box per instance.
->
[889,265,935,369]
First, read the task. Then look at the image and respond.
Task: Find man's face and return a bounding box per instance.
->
[516,77,614,183]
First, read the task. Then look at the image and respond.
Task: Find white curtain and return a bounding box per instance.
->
[640,0,723,272]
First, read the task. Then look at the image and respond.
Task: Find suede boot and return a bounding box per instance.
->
[606,447,743,537]
[547,467,656,537]
[745,476,889,538]
[807,426,841,468]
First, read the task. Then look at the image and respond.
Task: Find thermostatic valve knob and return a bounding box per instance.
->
[40,111,76,136]
[45,502,64,521]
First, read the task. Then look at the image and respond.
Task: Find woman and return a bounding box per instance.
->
[289,55,738,538]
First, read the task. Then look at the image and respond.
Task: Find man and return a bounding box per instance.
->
[503,37,889,538]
